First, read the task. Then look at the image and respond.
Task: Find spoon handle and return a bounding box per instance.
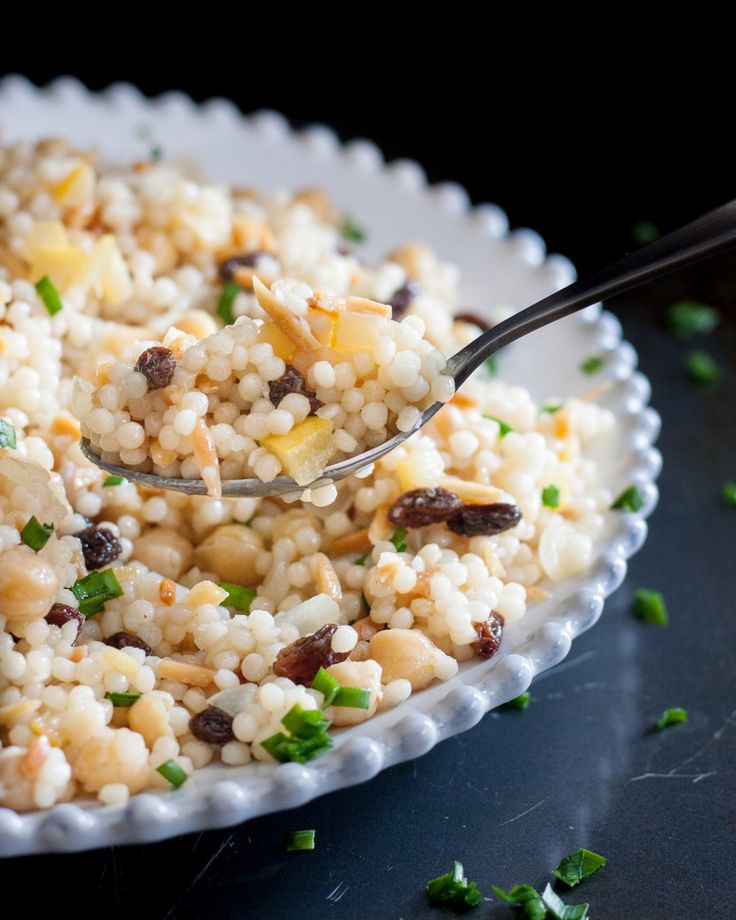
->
[448,198,736,386]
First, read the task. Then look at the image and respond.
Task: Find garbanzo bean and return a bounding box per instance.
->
[368,628,441,691]
[0,548,60,627]
[193,524,263,585]
[132,528,194,581]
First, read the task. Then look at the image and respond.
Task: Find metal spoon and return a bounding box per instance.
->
[81,199,736,497]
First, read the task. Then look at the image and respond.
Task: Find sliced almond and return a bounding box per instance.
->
[345,295,392,318]
[480,542,506,579]
[449,392,479,409]
[312,552,342,601]
[252,276,321,352]
[192,417,222,498]
[581,380,613,403]
[292,188,338,224]
[51,414,81,440]
[368,503,394,545]
[329,528,372,558]
[439,477,506,504]
[0,699,41,726]
[158,658,215,688]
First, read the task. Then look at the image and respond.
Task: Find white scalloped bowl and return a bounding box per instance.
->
[0,77,662,856]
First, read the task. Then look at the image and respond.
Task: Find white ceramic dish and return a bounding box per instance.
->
[0,77,662,856]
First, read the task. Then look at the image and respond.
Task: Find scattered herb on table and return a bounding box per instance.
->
[631,221,660,245]
[103,475,126,487]
[20,516,54,552]
[156,759,187,789]
[150,145,163,164]
[492,883,546,919]
[484,415,513,437]
[656,707,688,731]
[426,861,483,910]
[216,280,241,326]
[35,275,63,316]
[633,588,668,626]
[686,350,720,385]
[0,419,17,449]
[541,883,589,919]
[667,300,720,338]
[340,214,366,244]
[722,481,736,506]
[71,569,124,617]
[390,527,408,552]
[503,692,531,711]
[219,582,255,613]
[286,829,316,852]
[104,691,141,707]
[611,485,644,512]
[542,485,560,509]
[580,355,603,375]
[553,848,607,887]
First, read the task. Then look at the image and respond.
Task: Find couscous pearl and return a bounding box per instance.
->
[331,625,358,654]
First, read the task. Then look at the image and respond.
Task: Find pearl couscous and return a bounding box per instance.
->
[0,138,615,811]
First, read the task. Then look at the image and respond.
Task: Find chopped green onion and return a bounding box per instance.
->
[631,221,660,245]
[633,588,668,626]
[542,484,560,508]
[219,582,255,612]
[103,475,126,487]
[361,591,370,615]
[156,759,187,789]
[105,691,141,707]
[484,415,513,437]
[34,275,63,316]
[611,485,644,512]
[722,481,736,506]
[0,419,17,449]
[20,516,54,552]
[541,883,589,920]
[553,848,607,887]
[656,707,688,731]
[71,569,124,617]
[150,145,163,163]
[340,214,366,244]
[485,354,498,377]
[503,692,531,711]
[390,527,408,552]
[686,350,720,384]
[261,703,334,764]
[354,552,369,566]
[541,403,563,414]
[332,687,371,709]
[281,703,330,738]
[216,280,241,326]
[667,300,720,338]
[492,884,546,920]
[312,667,340,707]
[580,355,604,375]
[426,861,483,909]
[286,829,315,852]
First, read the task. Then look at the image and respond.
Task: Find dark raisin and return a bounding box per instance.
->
[78,526,122,570]
[454,311,492,332]
[135,346,176,389]
[389,281,420,319]
[106,632,153,656]
[268,364,322,415]
[388,488,464,528]
[189,706,235,745]
[272,624,349,685]
[336,243,353,257]
[45,603,85,643]
[219,251,265,281]
[447,503,522,536]
[471,613,504,658]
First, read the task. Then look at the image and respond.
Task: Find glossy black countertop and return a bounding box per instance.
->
[1,259,734,919]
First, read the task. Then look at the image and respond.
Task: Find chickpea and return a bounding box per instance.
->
[128,692,173,748]
[133,528,194,581]
[368,628,441,691]
[73,728,150,794]
[326,660,382,726]
[0,548,60,627]
[175,310,218,341]
[193,524,263,585]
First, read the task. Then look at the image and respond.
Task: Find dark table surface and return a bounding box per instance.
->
[1,94,735,916]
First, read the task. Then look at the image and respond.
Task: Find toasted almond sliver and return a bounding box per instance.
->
[368,503,394,545]
[0,699,41,726]
[158,658,215,688]
[192,418,222,499]
[580,380,613,403]
[439,477,506,504]
[252,276,321,352]
[449,392,479,409]
[525,584,551,602]
[69,646,88,663]
[480,542,507,579]
[159,578,177,606]
[329,529,372,558]
[345,295,392,318]
[51,414,82,439]
[312,552,342,601]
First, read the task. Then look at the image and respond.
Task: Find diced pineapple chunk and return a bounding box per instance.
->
[23,221,68,260]
[333,309,389,355]
[29,245,89,292]
[52,163,95,207]
[396,449,444,491]
[76,235,133,306]
[306,306,337,347]
[262,417,335,486]
[258,321,296,361]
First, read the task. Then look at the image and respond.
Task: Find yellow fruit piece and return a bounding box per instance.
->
[23,221,68,259]
[29,245,88,292]
[85,235,132,306]
[258,320,296,361]
[333,309,389,355]
[50,414,81,439]
[306,306,337,347]
[102,646,140,678]
[262,416,335,486]
[396,449,444,492]
[52,163,95,207]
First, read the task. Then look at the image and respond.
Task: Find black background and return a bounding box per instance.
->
[1,71,736,919]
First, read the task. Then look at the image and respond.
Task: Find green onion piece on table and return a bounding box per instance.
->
[503,692,531,711]
[541,883,589,919]
[286,829,316,852]
[656,707,688,731]
[633,588,668,626]
[553,848,607,887]
[580,355,603,374]
[426,861,483,909]
[686,350,720,384]
[722,481,736,506]
[492,884,546,920]
[667,300,720,337]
